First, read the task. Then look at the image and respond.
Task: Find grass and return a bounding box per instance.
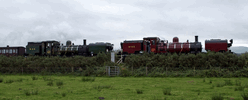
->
[82,77,95,82]
[211,93,224,100]
[0,75,248,100]
[136,89,143,94]
[162,87,171,95]
[0,78,3,83]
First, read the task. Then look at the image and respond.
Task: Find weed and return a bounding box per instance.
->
[5,79,14,84]
[211,93,224,100]
[216,83,224,87]
[47,81,53,86]
[136,89,143,94]
[224,79,232,86]
[82,77,95,82]
[0,78,3,83]
[235,80,241,86]
[24,89,38,96]
[43,76,53,81]
[241,91,248,100]
[24,90,31,96]
[203,78,205,82]
[163,87,171,95]
[198,92,200,95]
[32,90,38,95]
[210,85,214,89]
[210,79,212,84]
[16,78,23,82]
[56,81,63,87]
[62,92,66,97]
[93,85,112,90]
[32,76,38,80]
[234,86,245,91]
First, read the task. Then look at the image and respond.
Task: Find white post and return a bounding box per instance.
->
[111,52,115,63]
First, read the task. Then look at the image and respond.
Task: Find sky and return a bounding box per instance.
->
[0,0,248,50]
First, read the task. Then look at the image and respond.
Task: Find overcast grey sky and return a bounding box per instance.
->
[0,0,248,50]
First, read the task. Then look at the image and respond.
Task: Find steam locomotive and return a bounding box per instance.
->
[0,39,114,56]
[120,36,233,54]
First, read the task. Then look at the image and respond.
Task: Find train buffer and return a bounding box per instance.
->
[106,66,120,76]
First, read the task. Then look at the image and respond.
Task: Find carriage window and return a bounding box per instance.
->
[0,49,1,53]
[6,49,8,53]
[13,49,15,53]
[3,49,5,54]
[16,49,18,53]
[152,40,155,45]
[9,49,12,54]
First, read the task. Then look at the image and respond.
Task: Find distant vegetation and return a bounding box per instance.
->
[0,52,247,77]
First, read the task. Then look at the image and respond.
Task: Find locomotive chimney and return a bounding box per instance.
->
[195,36,198,43]
[83,39,86,45]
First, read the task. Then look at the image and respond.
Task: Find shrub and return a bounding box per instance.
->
[163,87,171,95]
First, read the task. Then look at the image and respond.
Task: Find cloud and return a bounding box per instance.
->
[0,0,248,51]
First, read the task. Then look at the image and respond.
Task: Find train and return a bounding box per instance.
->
[0,35,233,57]
[120,36,233,55]
[0,39,114,57]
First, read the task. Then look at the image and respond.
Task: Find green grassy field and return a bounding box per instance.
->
[0,75,248,100]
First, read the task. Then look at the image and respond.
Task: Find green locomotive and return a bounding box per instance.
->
[25,39,114,56]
